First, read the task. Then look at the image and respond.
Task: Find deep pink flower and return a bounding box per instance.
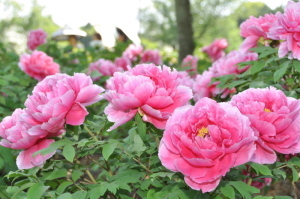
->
[27,29,47,51]
[268,1,300,59]
[202,39,228,62]
[103,63,193,130]
[240,14,277,52]
[18,50,60,81]
[230,87,300,164]
[181,55,198,75]
[158,98,256,192]
[16,139,55,170]
[210,50,258,76]
[114,56,132,70]
[88,59,123,81]
[122,44,143,61]
[140,50,162,65]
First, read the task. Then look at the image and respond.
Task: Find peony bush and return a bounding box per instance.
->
[1,1,300,198]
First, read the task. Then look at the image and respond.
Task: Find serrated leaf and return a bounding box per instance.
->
[57,193,72,199]
[57,181,73,195]
[250,162,272,176]
[272,169,286,179]
[42,169,67,180]
[136,114,146,140]
[133,134,146,156]
[63,144,75,162]
[225,80,247,89]
[34,139,72,156]
[251,61,265,74]
[72,191,87,199]
[287,156,300,166]
[229,181,260,199]
[150,172,175,180]
[220,184,235,199]
[258,48,277,58]
[27,182,49,199]
[275,196,293,199]
[72,170,84,182]
[293,60,300,72]
[273,61,290,82]
[102,142,117,160]
[253,196,273,199]
[88,186,103,199]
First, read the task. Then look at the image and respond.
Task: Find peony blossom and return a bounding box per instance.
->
[18,50,60,81]
[210,50,258,76]
[202,39,228,62]
[177,71,195,90]
[103,63,193,130]
[88,59,123,81]
[114,56,132,70]
[230,87,300,164]
[122,44,143,61]
[181,55,198,76]
[268,1,300,60]
[27,29,47,51]
[17,139,55,170]
[240,14,277,53]
[140,49,162,65]
[0,73,104,169]
[158,98,256,192]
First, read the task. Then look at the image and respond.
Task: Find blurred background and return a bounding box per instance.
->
[0,0,287,57]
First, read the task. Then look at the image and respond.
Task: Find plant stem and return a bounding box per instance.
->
[84,125,99,141]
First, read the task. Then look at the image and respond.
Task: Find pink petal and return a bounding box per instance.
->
[65,103,89,125]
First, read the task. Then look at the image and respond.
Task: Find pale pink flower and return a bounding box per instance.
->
[181,55,198,75]
[268,1,300,60]
[210,50,258,76]
[18,50,60,81]
[230,87,300,164]
[122,44,143,61]
[88,59,123,81]
[27,29,47,51]
[16,139,55,170]
[158,98,256,192]
[202,39,228,62]
[103,63,193,130]
[177,71,195,89]
[240,14,277,52]
[114,56,132,70]
[0,109,39,149]
[140,50,162,65]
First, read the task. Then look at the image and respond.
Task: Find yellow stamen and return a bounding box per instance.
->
[197,127,209,137]
[264,108,271,113]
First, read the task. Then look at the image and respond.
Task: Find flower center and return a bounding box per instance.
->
[197,127,209,138]
[264,108,271,113]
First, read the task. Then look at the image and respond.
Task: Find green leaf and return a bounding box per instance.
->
[287,156,300,166]
[11,183,35,199]
[42,169,68,180]
[249,162,272,176]
[293,60,300,72]
[88,186,103,199]
[150,172,175,180]
[225,80,247,89]
[72,191,87,199]
[57,181,73,195]
[275,196,293,199]
[72,170,84,182]
[220,183,235,199]
[253,196,273,199]
[273,61,290,82]
[288,165,299,182]
[251,61,265,74]
[57,193,73,199]
[135,114,147,140]
[27,182,49,199]
[133,134,146,156]
[34,139,72,156]
[272,169,286,180]
[63,144,75,162]
[102,142,117,161]
[0,96,5,105]
[229,181,260,199]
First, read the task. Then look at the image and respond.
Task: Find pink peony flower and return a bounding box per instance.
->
[18,50,60,81]
[177,71,195,90]
[103,63,193,130]
[140,50,162,65]
[230,87,300,164]
[240,14,277,52]
[202,39,228,62]
[158,98,256,192]
[210,50,258,76]
[88,59,123,81]
[17,139,55,170]
[268,1,300,59]
[0,73,104,169]
[181,55,198,75]
[114,56,132,70]
[27,29,47,51]
[122,44,143,61]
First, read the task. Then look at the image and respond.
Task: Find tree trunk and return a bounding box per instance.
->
[175,0,195,62]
